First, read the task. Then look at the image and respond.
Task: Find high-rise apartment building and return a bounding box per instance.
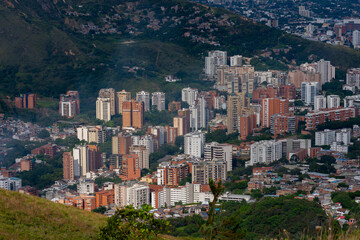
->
[230,55,242,67]
[165,126,178,145]
[184,132,205,158]
[59,91,80,118]
[327,95,341,109]
[114,182,149,209]
[336,128,351,145]
[250,140,283,166]
[73,145,89,178]
[227,93,250,133]
[314,95,327,112]
[112,133,131,155]
[178,108,191,134]
[116,90,131,114]
[288,70,321,89]
[87,145,101,172]
[205,50,227,78]
[139,135,155,153]
[96,97,111,122]
[301,82,319,105]
[157,161,190,186]
[77,126,109,144]
[15,93,37,109]
[261,98,289,127]
[315,128,351,146]
[204,142,233,172]
[151,92,166,111]
[136,91,150,112]
[119,154,141,181]
[316,59,335,85]
[63,152,74,181]
[279,85,296,99]
[249,138,310,166]
[190,96,209,131]
[99,88,116,116]
[239,114,257,140]
[192,160,227,184]
[270,114,297,136]
[181,88,198,106]
[122,100,144,129]
[305,107,356,130]
[173,116,185,136]
[346,68,360,88]
[315,129,336,146]
[353,30,360,48]
[130,145,150,170]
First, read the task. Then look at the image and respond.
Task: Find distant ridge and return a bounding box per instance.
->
[0,0,359,99]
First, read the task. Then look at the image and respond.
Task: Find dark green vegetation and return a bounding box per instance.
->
[98,205,169,240]
[0,189,106,239]
[307,155,337,174]
[169,196,328,239]
[1,0,360,115]
[317,117,360,131]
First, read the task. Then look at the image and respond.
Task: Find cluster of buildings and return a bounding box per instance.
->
[94,89,166,123]
[200,0,360,48]
[14,93,37,109]
[315,128,351,153]
[249,138,312,166]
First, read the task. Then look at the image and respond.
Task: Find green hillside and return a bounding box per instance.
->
[0,0,360,104]
[0,189,106,240]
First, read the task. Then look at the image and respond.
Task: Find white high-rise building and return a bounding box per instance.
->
[139,135,155,153]
[249,140,283,166]
[314,95,327,111]
[315,129,336,146]
[114,182,149,209]
[190,96,209,131]
[301,82,319,105]
[249,139,311,166]
[73,145,89,178]
[316,59,335,85]
[136,91,150,112]
[204,142,233,172]
[230,55,242,67]
[353,30,360,48]
[205,50,227,78]
[346,68,360,88]
[336,128,351,145]
[77,126,90,142]
[181,87,198,106]
[205,56,216,77]
[151,92,166,111]
[184,132,205,158]
[327,95,340,109]
[96,97,111,122]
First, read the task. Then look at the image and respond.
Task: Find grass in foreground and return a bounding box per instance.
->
[0,189,106,240]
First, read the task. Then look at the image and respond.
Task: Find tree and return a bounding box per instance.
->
[98,205,169,240]
[201,179,225,240]
[93,206,107,214]
[37,129,50,139]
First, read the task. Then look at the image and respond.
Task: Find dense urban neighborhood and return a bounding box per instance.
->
[1,49,360,233]
[1,0,360,239]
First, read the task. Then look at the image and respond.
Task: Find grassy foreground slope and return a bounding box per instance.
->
[0,189,106,240]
